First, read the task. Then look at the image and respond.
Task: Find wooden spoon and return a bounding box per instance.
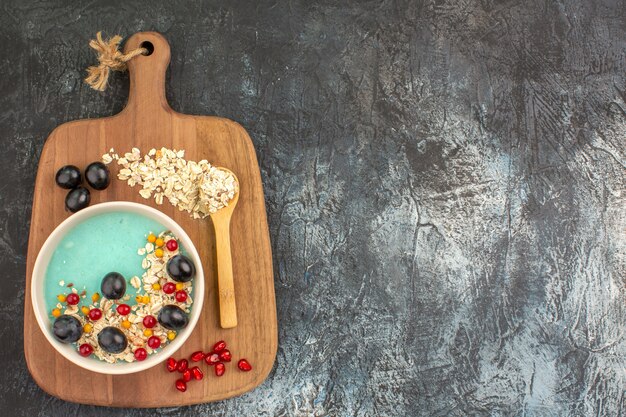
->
[210,168,240,329]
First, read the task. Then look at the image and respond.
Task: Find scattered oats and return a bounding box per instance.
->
[102,153,113,164]
[139,189,152,199]
[137,247,146,256]
[101,298,113,312]
[145,242,154,253]
[143,273,158,284]
[130,276,141,289]
[59,280,65,286]
[103,147,238,218]
[64,305,78,315]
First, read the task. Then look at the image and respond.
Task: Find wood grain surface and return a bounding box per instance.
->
[23,32,277,407]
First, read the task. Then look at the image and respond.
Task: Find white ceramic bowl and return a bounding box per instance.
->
[31,201,204,375]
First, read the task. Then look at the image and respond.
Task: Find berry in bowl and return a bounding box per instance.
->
[31,202,204,375]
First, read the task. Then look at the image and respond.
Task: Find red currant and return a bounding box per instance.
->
[190,351,205,362]
[213,340,226,352]
[66,293,80,305]
[78,344,93,357]
[166,239,178,251]
[182,369,192,382]
[134,348,147,361]
[205,353,220,365]
[175,290,188,302]
[88,308,102,321]
[147,336,161,349]
[215,362,225,377]
[116,304,131,315]
[163,282,176,294]
[191,366,203,380]
[238,359,252,372]
[166,357,177,372]
[177,358,188,372]
[143,315,157,328]
[175,379,187,392]
[218,349,232,362]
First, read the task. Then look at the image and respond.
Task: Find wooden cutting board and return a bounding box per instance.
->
[23,32,277,407]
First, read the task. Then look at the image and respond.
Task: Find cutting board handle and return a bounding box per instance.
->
[123,32,172,117]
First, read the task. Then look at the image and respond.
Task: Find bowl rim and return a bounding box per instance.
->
[31,201,204,375]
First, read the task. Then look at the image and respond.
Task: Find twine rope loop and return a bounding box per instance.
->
[85,32,147,91]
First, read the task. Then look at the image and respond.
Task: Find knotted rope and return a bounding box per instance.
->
[84,32,147,91]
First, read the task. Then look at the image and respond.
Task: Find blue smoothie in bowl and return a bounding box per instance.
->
[45,211,166,312]
[33,203,202,370]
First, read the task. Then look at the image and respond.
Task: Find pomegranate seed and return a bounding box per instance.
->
[215,362,225,376]
[116,304,131,315]
[238,359,252,372]
[147,336,161,349]
[190,351,205,362]
[163,282,176,294]
[78,343,93,357]
[205,353,220,365]
[182,369,192,382]
[134,348,147,361]
[143,315,157,328]
[66,293,80,305]
[218,349,232,362]
[88,308,102,321]
[166,239,178,251]
[166,357,177,372]
[191,366,203,380]
[177,359,188,372]
[175,379,187,392]
[213,340,226,352]
[175,290,188,302]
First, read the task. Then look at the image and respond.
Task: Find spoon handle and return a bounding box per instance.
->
[213,218,237,328]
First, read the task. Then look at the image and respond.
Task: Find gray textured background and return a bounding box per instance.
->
[1,0,624,416]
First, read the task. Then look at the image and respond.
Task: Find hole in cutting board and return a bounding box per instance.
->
[140,41,154,56]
